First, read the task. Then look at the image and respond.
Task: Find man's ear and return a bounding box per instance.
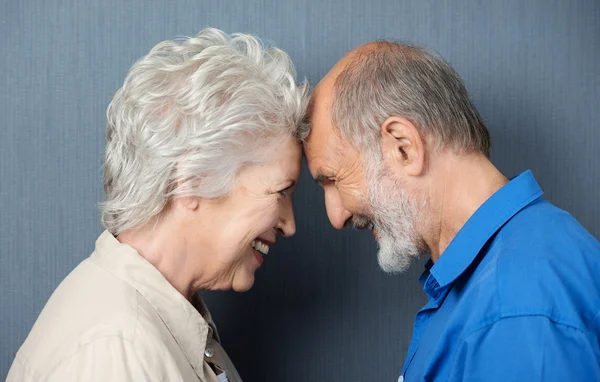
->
[380,116,425,177]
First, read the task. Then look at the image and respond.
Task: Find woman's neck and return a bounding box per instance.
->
[117,220,197,301]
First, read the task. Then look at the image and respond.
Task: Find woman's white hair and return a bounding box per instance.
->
[101,28,309,235]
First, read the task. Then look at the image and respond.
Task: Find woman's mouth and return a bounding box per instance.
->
[251,239,271,265]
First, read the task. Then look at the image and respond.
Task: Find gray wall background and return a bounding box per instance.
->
[1,0,599,381]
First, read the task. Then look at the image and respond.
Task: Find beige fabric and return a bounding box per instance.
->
[7,231,242,382]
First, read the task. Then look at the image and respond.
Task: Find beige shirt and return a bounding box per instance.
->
[7,231,242,382]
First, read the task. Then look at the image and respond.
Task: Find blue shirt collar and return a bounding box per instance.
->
[427,170,543,289]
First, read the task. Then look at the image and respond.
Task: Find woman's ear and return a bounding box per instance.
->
[380,116,425,177]
[172,195,199,212]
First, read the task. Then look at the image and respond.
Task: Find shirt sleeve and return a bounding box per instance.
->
[448,315,600,381]
[46,336,158,382]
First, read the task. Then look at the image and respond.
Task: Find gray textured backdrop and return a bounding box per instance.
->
[1,0,599,381]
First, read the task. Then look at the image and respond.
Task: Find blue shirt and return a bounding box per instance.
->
[401,170,600,381]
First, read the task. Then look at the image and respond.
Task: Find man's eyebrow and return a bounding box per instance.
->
[314,172,329,185]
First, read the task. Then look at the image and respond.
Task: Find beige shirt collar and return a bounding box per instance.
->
[91,230,212,379]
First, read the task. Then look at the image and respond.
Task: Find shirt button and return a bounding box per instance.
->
[204,347,215,358]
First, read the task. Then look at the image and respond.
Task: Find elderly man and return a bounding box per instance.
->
[305,41,600,381]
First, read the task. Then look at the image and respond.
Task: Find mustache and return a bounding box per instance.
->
[348,214,374,230]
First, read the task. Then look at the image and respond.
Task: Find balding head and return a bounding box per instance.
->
[308,42,390,135]
[304,40,494,273]
[309,40,490,157]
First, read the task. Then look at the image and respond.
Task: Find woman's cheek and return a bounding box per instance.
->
[263,203,281,228]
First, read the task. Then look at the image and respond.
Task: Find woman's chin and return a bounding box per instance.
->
[231,273,256,292]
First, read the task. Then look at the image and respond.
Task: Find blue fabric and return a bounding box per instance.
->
[401,170,600,381]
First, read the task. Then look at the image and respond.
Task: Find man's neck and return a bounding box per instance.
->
[426,153,508,262]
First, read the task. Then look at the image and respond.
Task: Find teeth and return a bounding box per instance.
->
[252,240,270,255]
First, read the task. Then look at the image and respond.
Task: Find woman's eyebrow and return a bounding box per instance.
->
[280,180,297,191]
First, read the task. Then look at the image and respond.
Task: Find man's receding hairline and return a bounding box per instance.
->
[333,40,427,93]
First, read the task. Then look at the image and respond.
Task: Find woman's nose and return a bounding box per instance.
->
[276,202,296,237]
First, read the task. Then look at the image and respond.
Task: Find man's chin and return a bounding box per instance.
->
[378,252,413,274]
[376,237,422,274]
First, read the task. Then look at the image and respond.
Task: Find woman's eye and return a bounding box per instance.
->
[276,183,295,198]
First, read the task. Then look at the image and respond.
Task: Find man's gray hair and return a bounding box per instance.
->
[101,28,309,235]
[332,41,490,157]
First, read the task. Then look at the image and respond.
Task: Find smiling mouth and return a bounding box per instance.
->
[352,220,378,240]
[251,238,273,266]
[352,219,375,231]
[252,239,271,255]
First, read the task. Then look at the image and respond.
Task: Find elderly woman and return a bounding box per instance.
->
[7,28,308,382]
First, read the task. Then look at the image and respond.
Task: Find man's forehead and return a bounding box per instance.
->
[308,86,330,121]
[304,128,331,177]
[304,123,351,180]
[304,61,352,174]
[305,87,330,148]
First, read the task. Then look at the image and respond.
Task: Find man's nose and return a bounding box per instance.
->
[324,189,353,230]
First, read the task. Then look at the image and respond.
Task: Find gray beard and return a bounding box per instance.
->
[366,161,428,274]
